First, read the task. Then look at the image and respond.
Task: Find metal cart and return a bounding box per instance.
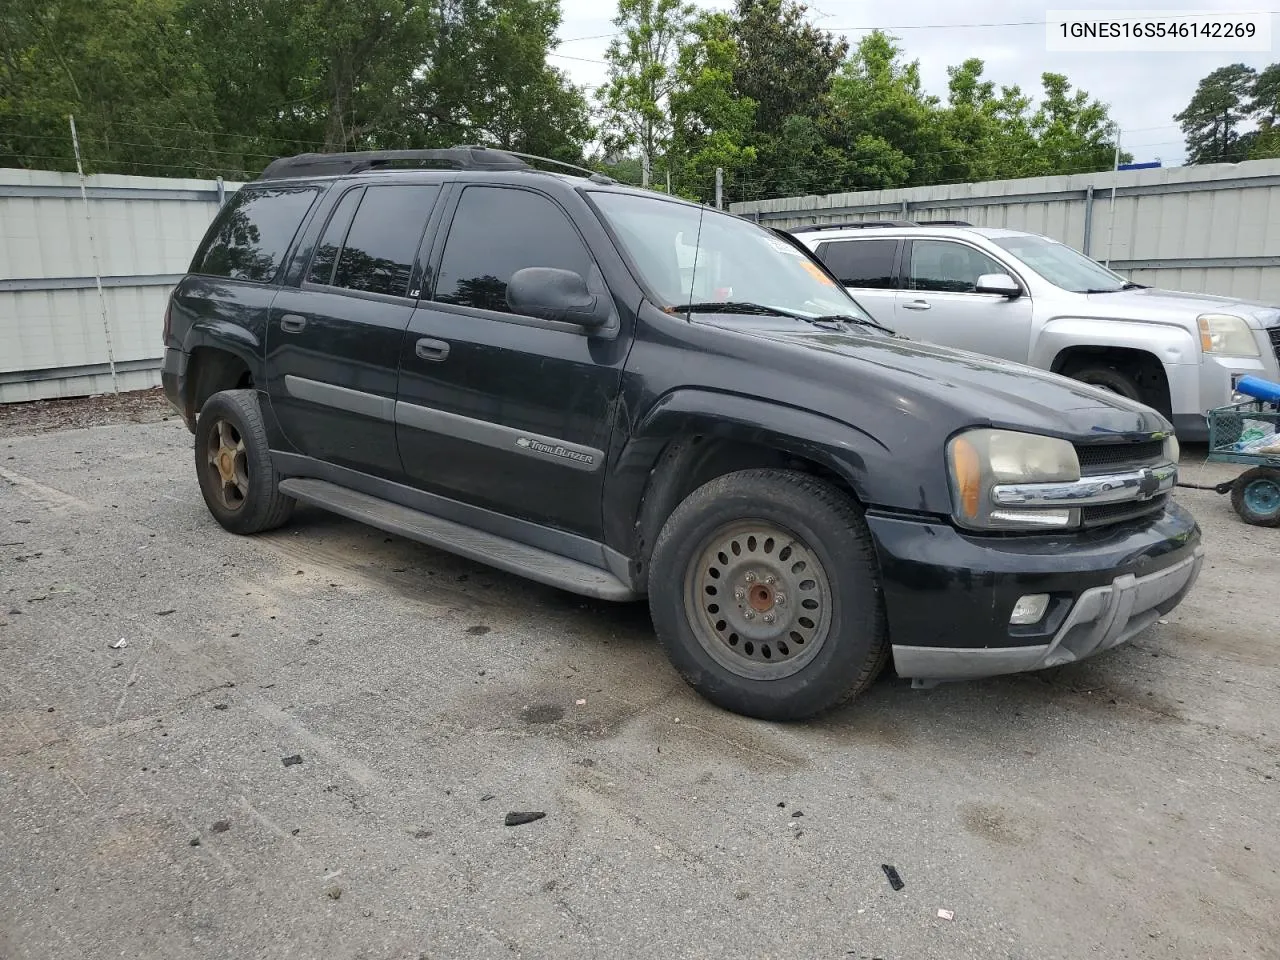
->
[1205,399,1280,526]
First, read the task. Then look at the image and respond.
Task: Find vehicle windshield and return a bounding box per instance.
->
[992,234,1131,294]
[590,191,874,323]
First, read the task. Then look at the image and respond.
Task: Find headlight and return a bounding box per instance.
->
[947,429,1080,530]
[1198,314,1259,357]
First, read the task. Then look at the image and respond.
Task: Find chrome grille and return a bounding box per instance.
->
[1073,439,1165,476]
[1080,495,1168,528]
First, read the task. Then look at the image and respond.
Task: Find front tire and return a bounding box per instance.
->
[647,469,888,720]
[1065,364,1142,402]
[194,389,294,535]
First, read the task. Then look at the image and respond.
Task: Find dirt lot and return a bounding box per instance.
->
[1,395,1276,960]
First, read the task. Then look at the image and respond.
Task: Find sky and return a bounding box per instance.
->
[549,0,1280,166]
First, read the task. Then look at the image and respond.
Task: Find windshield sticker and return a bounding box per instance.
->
[799,260,835,286]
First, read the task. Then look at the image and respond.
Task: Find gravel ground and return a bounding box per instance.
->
[0,399,1276,960]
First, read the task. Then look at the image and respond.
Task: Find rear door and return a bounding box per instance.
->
[813,238,900,325]
[395,183,628,540]
[266,181,442,479]
[893,238,1033,361]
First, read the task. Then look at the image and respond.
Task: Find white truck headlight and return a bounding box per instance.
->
[1198,314,1259,357]
[947,429,1081,530]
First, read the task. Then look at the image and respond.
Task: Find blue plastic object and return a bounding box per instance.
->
[1235,376,1280,404]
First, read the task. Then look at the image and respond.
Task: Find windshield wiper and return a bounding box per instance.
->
[809,314,897,336]
[1121,281,1148,290]
[675,302,894,335]
[1080,287,1126,294]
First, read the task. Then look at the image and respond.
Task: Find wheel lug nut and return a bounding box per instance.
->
[775,592,787,606]
[744,572,757,583]
[763,613,775,624]
[734,587,746,600]
[743,610,754,620]
[765,575,777,585]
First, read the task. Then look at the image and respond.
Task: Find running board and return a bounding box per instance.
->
[278,478,636,601]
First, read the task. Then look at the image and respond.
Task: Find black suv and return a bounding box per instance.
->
[162,146,1204,720]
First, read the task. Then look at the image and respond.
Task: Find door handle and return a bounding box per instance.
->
[415,337,450,361]
[280,314,307,333]
[902,300,931,311]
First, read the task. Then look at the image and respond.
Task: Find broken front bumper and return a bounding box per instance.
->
[866,501,1203,683]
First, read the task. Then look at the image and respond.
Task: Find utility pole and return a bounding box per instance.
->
[1105,123,1120,268]
[715,167,724,209]
[641,152,651,189]
[69,114,119,394]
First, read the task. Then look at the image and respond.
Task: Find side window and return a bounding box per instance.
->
[909,240,1004,293]
[307,187,363,286]
[434,186,593,314]
[194,185,320,283]
[815,239,898,289]
[332,184,440,296]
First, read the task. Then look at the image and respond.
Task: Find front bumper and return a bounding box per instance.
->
[866,502,1203,682]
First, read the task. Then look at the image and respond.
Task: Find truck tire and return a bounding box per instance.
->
[194,389,295,535]
[1065,364,1142,402]
[647,468,888,720]
[1231,467,1280,527]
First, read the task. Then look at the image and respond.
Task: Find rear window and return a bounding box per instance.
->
[816,239,898,289]
[192,185,320,283]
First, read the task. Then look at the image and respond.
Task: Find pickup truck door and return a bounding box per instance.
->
[266,181,442,479]
[394,184,628,542]
[893,238,1033,362]
[812,237,900,327]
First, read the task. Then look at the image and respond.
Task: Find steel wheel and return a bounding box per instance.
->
[204,417,249,512]
[1243,476,1280,516]
[683,520,833,681]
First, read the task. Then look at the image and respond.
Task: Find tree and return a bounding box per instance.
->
[599,0,693,186]
[668,12,757,201]
[1027,73,1123,176]
[1175,63,1258,164]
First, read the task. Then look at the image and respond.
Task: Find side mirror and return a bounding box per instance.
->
[975,273,1021,298]
[507,267,611,329]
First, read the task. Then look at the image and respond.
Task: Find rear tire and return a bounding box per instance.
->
[194,389,294,535]
[647,468,888,720]
[1231,467,1280,527]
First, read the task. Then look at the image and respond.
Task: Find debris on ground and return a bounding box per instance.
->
[189,837,200,847]
[213,704,229,711]
[791,810,804,817]
[326,886,342,900]
[108,638,128,649]
[211,820,231,833]
[937,909,955,921]
[479,794,495,802]
[575,698,587,706]
[881,865,904,891]
[504,811,546,826]
[154,609,176,616]
[282,755,304,767]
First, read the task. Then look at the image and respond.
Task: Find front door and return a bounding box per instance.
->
[395,184,628,540]
[266,181,441,478]
[893,238,1034,362]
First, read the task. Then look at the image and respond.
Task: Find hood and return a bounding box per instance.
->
[1086,286,1280,327]
[713,320,1171,440]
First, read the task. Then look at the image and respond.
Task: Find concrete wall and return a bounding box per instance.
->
[0,169,242,403]
[731,159,1280,303]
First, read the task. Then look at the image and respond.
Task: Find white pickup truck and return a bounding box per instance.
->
[792,221,1280,441]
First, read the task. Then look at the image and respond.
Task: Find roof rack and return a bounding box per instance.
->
[257,145,616,184]
[784,218,972,233]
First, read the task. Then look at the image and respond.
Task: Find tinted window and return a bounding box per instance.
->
[332,184,440,296]
[307,187,363,286]
[194,185,319,283]
[816,239,898,289]
[434,187,592,313]
[909,240,1004,293]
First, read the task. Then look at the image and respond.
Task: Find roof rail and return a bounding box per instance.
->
[257,145,530,181]
[917,219,973,226]
[257,145,618,184]
[785,220,918,233]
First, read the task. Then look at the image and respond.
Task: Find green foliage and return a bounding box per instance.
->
[1,0,591,177]
[1175,63,1258,164]
[599,0,694,184]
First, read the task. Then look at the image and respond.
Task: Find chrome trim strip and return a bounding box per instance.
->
[283,374,395,422]
[393,400,603,472]
[991,463,1177,507]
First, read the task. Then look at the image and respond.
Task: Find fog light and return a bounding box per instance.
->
[1010,593,1051,625]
